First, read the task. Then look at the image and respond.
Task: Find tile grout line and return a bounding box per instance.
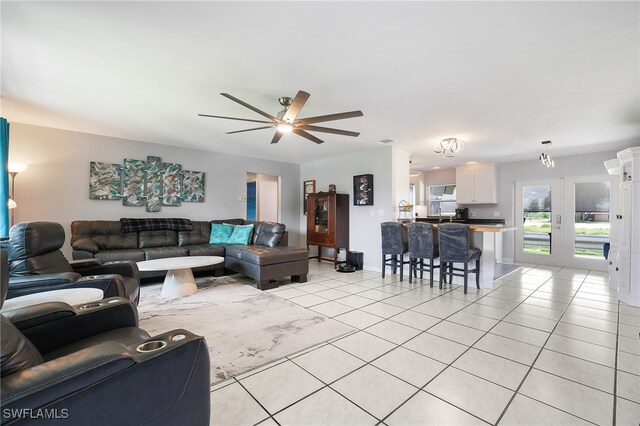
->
[494,271,604,425]
[217,265,621,425]
[376,266,561,424]
[277,270,499,423]
[612,300,621,426]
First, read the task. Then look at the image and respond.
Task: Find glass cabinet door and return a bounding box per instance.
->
[313,197,329,233]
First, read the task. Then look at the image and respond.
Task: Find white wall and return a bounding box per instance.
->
[409,173,426,205]
[392,149,411,214]
[300,146,394,271]
[257,173,279,222]
[9,123,301,257]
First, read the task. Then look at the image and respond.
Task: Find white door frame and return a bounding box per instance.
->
[515,179,563,265]
[562,175,614,271]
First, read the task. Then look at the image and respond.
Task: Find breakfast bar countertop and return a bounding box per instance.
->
[403,221,517,288]
[466,224,516,233]
[407,222,516,233]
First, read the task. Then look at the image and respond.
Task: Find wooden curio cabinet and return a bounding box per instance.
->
[306,192,349,268]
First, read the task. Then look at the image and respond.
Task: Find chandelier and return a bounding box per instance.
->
[434,138,465,159]
[539,152,555,167]
[539,141,555,167]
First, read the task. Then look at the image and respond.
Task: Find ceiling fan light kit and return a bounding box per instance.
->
[434,137,465,159]
[199,90,363,145]
[276,123,293,133]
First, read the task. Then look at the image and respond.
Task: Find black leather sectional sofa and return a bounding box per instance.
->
[70,219,309,290]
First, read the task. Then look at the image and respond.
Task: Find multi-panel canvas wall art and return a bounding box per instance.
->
[162,163,182,206]
[122,159,146,206]
[89,162,122,200]
[145,156,163,212]
[89,156,205,212]
[181,171,206,202]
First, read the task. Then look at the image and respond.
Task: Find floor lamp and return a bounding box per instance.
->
[8,163,27,228]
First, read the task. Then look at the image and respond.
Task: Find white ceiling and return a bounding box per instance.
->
[2,1,639,168]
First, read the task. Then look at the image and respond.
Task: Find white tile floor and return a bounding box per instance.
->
[211,261,640,425]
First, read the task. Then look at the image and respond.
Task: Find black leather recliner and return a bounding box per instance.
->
[0,249,211,425]
[3,222,140,304]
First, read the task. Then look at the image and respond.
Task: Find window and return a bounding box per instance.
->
[429,184,457,216]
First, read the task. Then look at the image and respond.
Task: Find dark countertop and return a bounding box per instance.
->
[416,217,506,225]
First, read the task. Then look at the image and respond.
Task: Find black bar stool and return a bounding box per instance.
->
[438,223,481,294]
[381,222,410,282]
[407,222,439,286]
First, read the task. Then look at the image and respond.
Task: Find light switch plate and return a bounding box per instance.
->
[469,211,476,217]
[493,211,500,217]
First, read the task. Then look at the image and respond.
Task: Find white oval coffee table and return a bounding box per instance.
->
[137,256,224,299]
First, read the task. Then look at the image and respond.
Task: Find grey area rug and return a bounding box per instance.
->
[137,276,354,385]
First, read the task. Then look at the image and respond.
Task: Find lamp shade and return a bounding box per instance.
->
[8,163,28,174]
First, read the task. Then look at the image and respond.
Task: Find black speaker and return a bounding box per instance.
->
[347,251,363,270]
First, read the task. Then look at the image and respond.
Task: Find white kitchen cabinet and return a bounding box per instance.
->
[455,163,497,204]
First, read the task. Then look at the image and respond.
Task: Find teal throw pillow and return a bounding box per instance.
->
[210,223,234,244]
[227,224,254,245]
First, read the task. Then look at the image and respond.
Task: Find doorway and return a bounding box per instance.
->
[515,176,613,271]
[246,173,280,222]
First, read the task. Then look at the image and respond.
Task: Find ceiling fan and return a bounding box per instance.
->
[198,90,363,144]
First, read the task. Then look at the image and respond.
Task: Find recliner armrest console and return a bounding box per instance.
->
[0,341,137,407]
[71,260,139,281]
[1,331,209,425]
[10,298,139,354]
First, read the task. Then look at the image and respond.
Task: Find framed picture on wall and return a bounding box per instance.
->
[353,174,374,206]
[303,180,316,214]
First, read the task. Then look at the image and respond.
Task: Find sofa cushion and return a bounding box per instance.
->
[182,244,226,257]
[227,224,254,245]
[138,231,178,248]
[222,245,244,260]
[143,247,188,260]
[71,221,138,250]
[178,221,211,246]
[95,249,146,262]
[245,221,286,247]
[231,246,309,266]
[209,223,234,244]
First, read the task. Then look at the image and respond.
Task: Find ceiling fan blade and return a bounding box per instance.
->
[282,90,310,123]
[220,93,277,121]
[227,125,274,135]
[293,129,324,144]
[296,110,364,125]
[198,114,272,124]
[270,131,284,144]
[301,124,360,137]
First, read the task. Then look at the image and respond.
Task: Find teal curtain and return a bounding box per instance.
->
[0,118,9,239]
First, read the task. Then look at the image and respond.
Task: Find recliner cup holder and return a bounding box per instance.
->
[137,340,168,352]
[79,303,101,310]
